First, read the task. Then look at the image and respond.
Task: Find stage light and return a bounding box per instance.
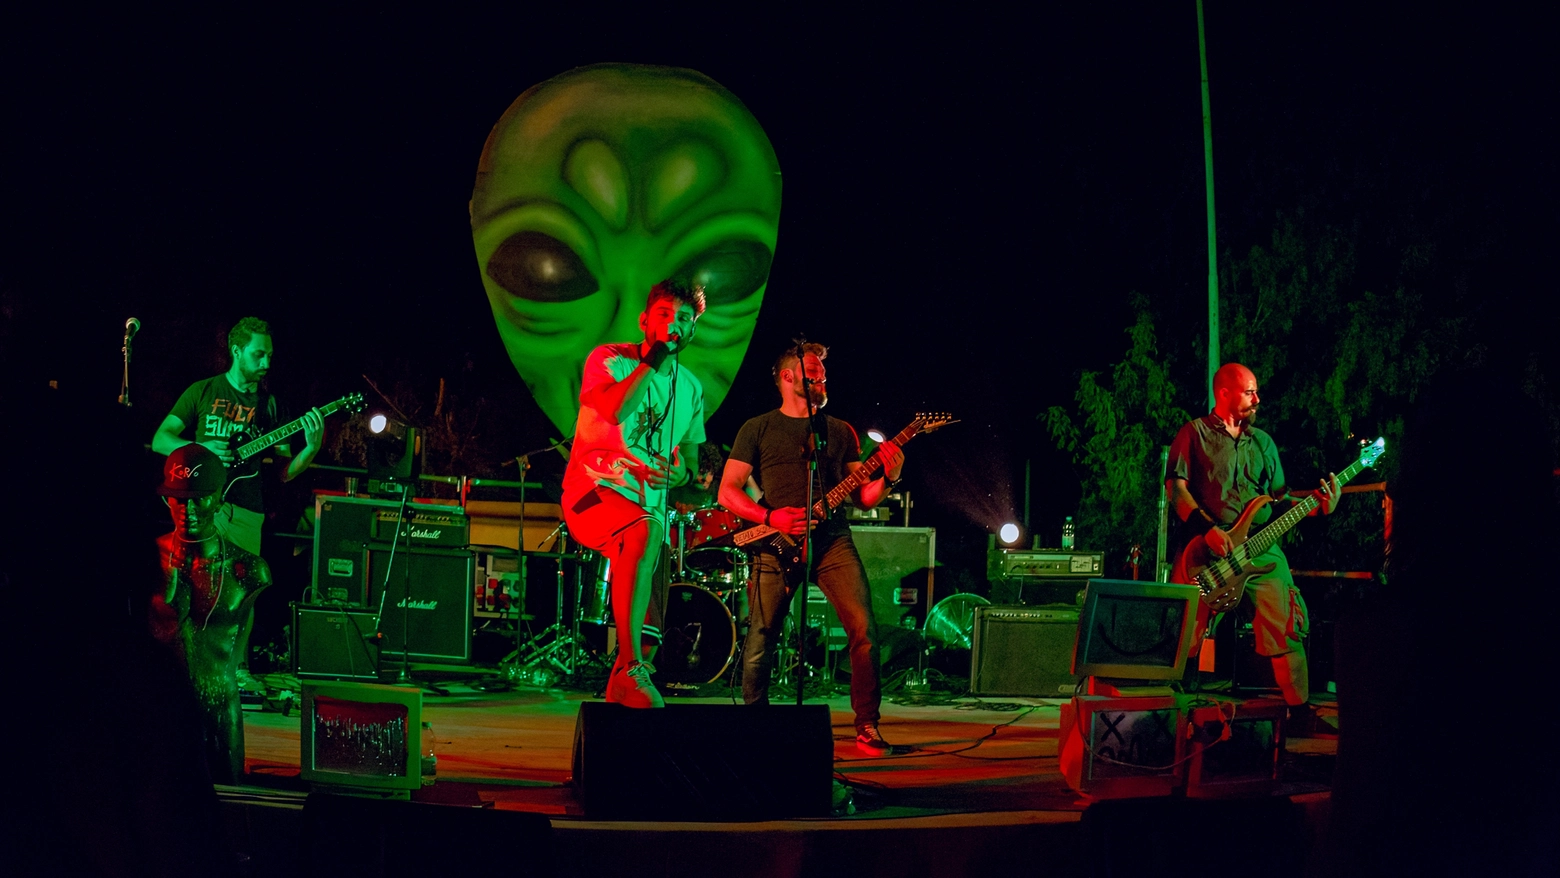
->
[999,522,1022,545]
[866,429,886,443]
[365,415,421,486]
[369,413,388,434]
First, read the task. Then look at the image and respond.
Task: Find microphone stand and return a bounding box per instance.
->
[118,321,136,407]
[794,336,828,707]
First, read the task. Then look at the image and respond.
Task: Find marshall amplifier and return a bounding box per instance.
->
[365,545,474,663]
[313,495,471,604]
[372,508,470,548]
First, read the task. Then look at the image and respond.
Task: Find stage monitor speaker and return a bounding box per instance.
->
[571,702,833,820]
[366,545,474,663]
[970,604,1082,697]
[850,525,935,627]
[292,603,381,680]
[302,792,556,877]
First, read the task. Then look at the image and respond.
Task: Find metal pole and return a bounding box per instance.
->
[1198,0,1219,410]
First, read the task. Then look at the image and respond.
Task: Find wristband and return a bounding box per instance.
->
[763,509,773,527]
[1187,507,1219,536]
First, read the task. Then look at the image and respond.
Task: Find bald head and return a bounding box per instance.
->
[1212,363,1261,422]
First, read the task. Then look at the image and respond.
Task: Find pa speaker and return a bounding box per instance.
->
[571,702,833,820]
[302,792,556,877]
[366,545,473,663]
[970,604,1081,697]
[849,525,935,627]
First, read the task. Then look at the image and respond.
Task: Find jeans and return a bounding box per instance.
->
[740,529,881,729]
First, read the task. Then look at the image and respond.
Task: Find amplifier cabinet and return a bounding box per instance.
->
[849,525,935,627]
[312,495,471,604]
[970,604,1082,697]
[292,603,381,680]
[365,545,474,663]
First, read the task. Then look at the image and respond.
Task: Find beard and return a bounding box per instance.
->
[804,384,828,410]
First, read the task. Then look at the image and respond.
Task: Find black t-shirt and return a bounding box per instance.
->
[167,374,282,513]
[729,410,861,533]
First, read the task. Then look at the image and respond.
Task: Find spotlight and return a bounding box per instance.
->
[365,415,421,487]
[998,522,1022,546]
[866,429,886,443]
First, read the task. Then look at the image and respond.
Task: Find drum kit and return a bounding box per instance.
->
[515,498,755,690]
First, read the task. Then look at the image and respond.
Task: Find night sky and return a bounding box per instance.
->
[5,6,1553,576]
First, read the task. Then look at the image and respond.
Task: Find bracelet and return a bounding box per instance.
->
[763,509,773,527]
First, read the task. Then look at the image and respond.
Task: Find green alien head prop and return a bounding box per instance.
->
[472,64,782,434]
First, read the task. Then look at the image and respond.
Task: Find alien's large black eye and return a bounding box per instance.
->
[671,240,773,306]
[487,231,599,302]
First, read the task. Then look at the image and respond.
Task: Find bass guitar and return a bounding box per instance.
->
[698,412,956,568]
[1174,436,1386,611]
[225,392,366,484]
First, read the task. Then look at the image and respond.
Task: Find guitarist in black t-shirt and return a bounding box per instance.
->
[152,317,320,690]
[152,317,323,556]
[718,342,905,756]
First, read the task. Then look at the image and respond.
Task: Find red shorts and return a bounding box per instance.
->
[564,485,669,641]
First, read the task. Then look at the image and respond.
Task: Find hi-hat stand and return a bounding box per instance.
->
[494,450,603,687]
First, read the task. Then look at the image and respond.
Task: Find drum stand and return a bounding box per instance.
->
[503,534,599,683]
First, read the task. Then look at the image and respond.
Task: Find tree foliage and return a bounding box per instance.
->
[1045,294,1189,559]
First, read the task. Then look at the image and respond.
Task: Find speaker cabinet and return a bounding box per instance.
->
[970,604,1082,697]
[849,525,935,627]
[571,702,833,820]
[292,604,381,679]
[366,545,474,663]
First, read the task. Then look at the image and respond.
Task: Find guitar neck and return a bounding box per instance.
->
[1243,454,1371,558]
[810,422,921,518]
[236,397,346,461]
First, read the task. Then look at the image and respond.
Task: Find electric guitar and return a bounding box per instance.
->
[225,392,366,483]
[1174,436,1386,611]
[699,412,957,568]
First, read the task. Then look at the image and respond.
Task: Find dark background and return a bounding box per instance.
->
[4,6,1554,612]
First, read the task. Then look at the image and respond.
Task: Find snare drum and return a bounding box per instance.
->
[652,583,738,685]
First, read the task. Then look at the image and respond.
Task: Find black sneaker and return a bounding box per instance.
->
[855,723,893,756]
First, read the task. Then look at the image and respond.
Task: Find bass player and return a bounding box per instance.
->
[1167,363,1339,732]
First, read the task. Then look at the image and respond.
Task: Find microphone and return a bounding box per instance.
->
[124,317,141,342]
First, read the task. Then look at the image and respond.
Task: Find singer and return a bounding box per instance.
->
[561,280,706,708]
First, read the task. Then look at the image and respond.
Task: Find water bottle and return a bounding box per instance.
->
[420,721,437,785]
[1061,516,1076,550]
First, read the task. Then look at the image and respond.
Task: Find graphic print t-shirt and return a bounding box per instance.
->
[563,343,706,513]
[167,374,281,513]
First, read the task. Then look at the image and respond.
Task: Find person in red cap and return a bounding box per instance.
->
[150,443,272,785]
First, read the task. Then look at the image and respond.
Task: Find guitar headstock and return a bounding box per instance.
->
[913,412,958,434]
[1358,436,1387,468]
[341,392,367,414]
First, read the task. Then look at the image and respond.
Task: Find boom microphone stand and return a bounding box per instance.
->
[794,336,828,707]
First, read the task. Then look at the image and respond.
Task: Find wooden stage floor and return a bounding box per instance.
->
[226,677,1337,876]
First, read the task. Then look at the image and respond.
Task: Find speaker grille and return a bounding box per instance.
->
[970,604,1081,697]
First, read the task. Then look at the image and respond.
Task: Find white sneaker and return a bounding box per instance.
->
[607,661,665,709]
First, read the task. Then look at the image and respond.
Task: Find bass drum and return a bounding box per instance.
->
[653,583,738,686]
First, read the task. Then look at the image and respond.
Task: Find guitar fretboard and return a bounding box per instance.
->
[811,420,924,518]
[236,396,353,461]
[1237,453,1373,562]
